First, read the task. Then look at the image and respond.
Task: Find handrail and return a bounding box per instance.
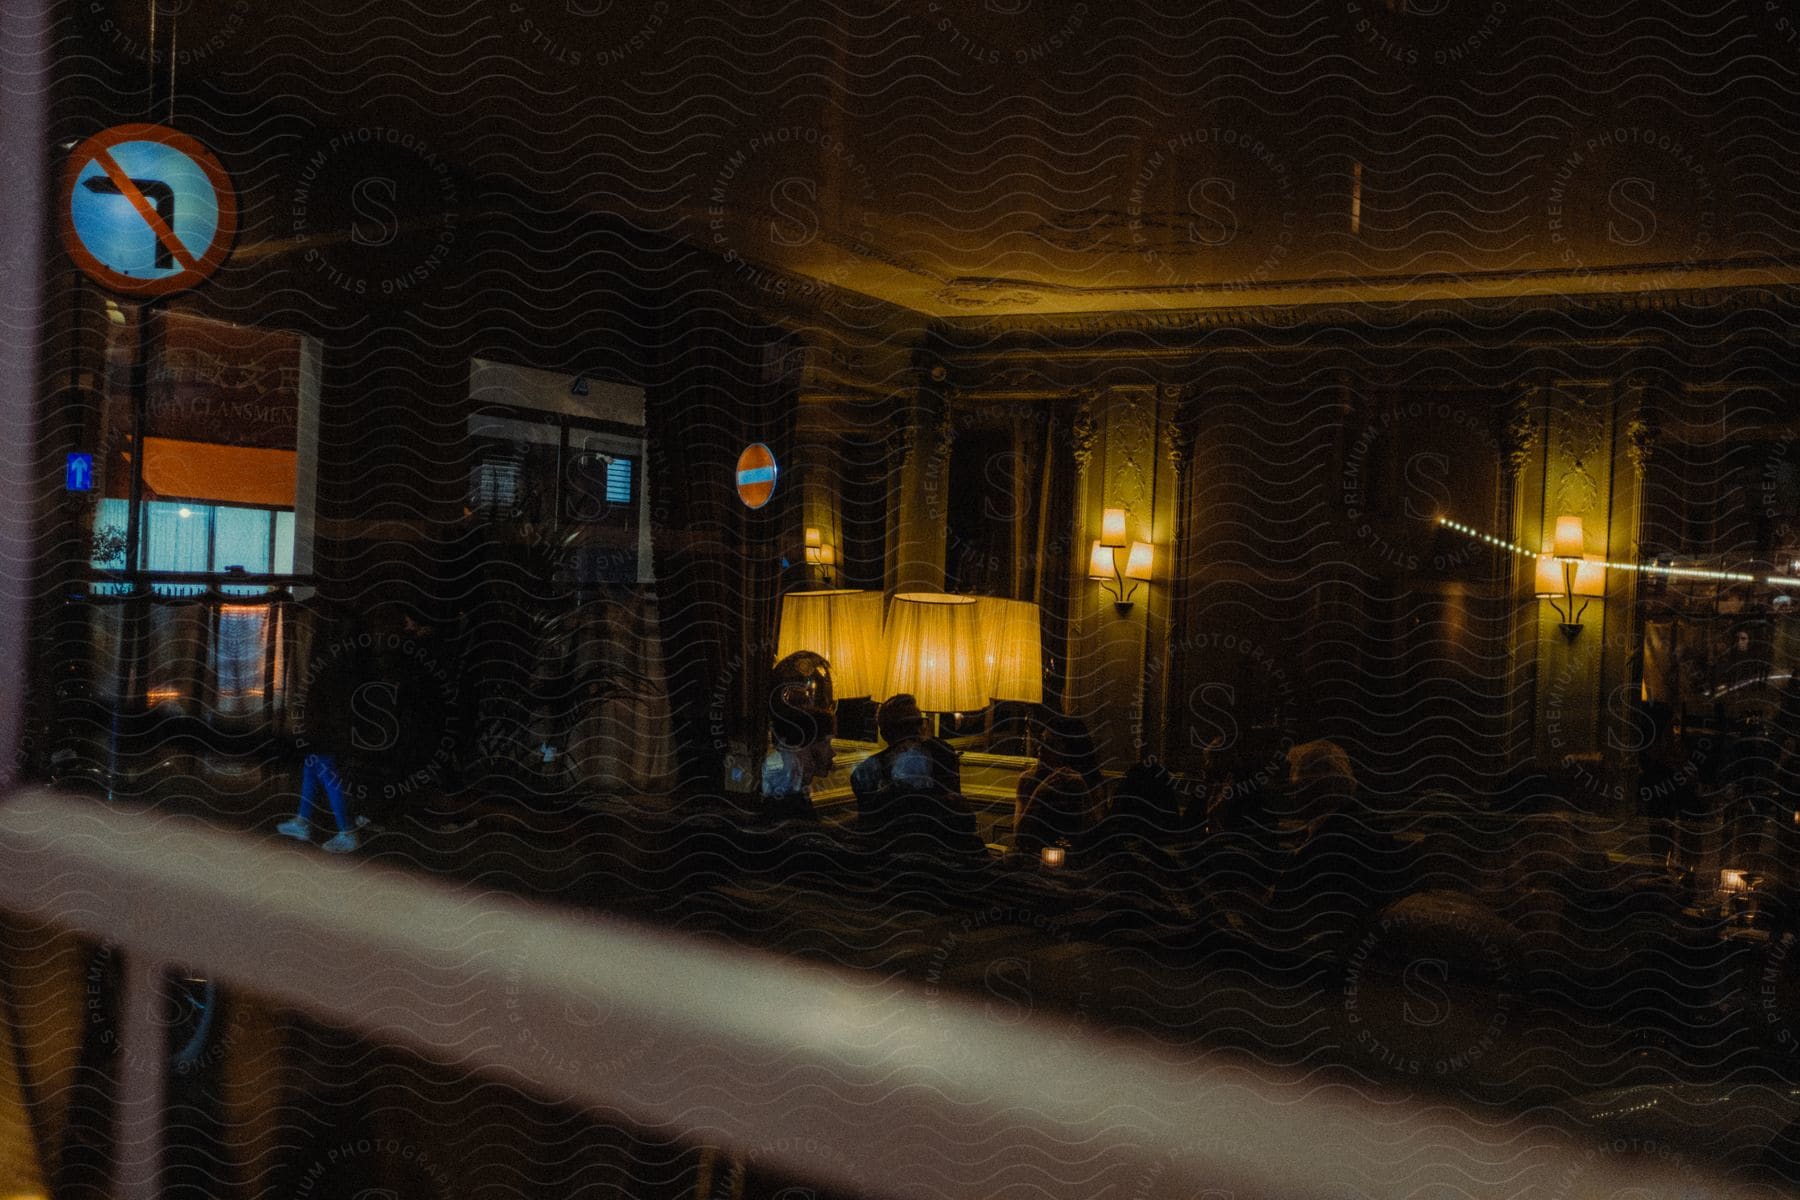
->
[0,789,1753,1200]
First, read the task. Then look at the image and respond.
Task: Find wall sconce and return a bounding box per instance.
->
[1534,514,1605,641]
[1089,508,1153,614]
[803,526,838,582]
[1720,867,1759,923]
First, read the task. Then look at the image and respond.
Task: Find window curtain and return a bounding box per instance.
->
[644,313,800,797]
[86,593,300,729]
[141,501,212,573]
[212,507,273,574]
[209,601,287,722]
[563,588,676,791]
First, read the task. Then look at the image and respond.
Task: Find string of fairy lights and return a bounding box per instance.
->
[1435,517,1793,587]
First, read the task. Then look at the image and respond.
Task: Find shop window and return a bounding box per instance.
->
[86,307,318,588]
[92,498,296,578]
[77,307,318,716]
[467,358,652,585]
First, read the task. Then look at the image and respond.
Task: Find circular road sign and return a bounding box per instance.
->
[736,443,778,509]
[60,123,238,297]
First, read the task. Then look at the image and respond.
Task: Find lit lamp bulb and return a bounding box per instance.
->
[1535,543,1606,641]
[1087,540,1115,581]
[1552,514,1586,560]
[1721,868,1749,894]
[1100,507,1128,548]
[1040,844,1066,868]
[1124,540,1154,581]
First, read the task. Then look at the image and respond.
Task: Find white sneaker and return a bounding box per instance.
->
[322,830,359,854]
[277,817,310,841]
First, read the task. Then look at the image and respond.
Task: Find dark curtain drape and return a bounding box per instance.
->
[645,307,800,800]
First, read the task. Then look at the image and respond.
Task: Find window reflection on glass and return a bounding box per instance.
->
[90,308,304,583]
[77,307,309,726]
[467,410,645,585]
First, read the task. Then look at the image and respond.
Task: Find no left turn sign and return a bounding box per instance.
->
[59,123,237,297]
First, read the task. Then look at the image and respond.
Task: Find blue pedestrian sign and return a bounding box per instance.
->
[60,123,237,298]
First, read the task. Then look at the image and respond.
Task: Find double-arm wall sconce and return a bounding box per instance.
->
[1089,507,1154,615]
[804,526,838,582]
[1535,514,1607,641]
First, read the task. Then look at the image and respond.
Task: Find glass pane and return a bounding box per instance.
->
[89,497,130,569]
[212,506,272,574]
[274,510,296,573]
[605,456,632,503]
[140,501,211,574]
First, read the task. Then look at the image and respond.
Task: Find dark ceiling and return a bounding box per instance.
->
[63,0,1800,318]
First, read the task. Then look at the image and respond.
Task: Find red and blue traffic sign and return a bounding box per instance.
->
[736,443,778,509]
[60,123,237,297]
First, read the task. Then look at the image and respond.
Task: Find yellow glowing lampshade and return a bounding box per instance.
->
[1552,514,1586,560]
[1533,555,1563,598]
[775,588,886,699]
[1088,540,1115,580]
[976,597,1043,704]
[804,526,822,548]
[804,546,822,565]
[883,592,987,713]
[1124,540,1154,581]
[1100,507,1128,548]
[1535,554,1607,598]
[819,544,836,566]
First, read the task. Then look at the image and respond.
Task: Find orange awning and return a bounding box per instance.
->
[140,437,297,508]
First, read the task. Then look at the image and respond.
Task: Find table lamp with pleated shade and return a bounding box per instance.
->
[976,597,1043,704]
[883,592,987,713]
[775,588,886,699]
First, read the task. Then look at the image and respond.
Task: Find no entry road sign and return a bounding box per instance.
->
[60,123,237,297]
[736,443,778,509]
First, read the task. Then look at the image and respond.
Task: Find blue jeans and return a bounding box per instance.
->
[298,753,351,832]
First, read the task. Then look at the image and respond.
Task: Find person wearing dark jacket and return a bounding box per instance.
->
[280,602,454,850]
[280,609,369,852]
[1015,712,1106,853]
[849,693,984,857]
[1265,740,1411,948]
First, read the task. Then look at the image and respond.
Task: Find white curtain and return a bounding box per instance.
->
[212,506,272,574]
[141,501,211,573]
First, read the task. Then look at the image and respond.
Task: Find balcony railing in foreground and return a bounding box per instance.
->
[0,791,1755,1200]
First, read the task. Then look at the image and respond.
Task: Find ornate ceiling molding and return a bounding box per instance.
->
[929,282,1800,344]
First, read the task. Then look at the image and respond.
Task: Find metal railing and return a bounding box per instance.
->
[0,789,1754,1200]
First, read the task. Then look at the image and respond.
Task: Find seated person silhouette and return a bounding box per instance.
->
[1015,712,1106,854]
[849,693,983,857]
[759,650,837,823]
[1082,752,1203,914]
[1097,753,1184,845]
[1265,739,1411,949]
